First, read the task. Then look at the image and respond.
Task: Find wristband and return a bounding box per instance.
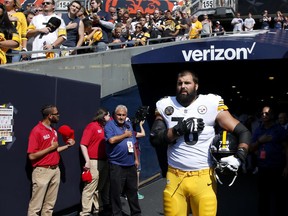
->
[22,48,28,52]
[235,147,248,163]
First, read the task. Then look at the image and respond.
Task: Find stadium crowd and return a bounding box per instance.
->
[0,0,287,63]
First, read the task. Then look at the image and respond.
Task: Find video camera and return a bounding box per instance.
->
[131,106,150,125]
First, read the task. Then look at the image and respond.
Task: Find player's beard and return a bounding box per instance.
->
[176,87,197,107]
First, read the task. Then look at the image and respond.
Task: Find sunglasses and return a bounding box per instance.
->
[136,26,142,28]
[261,112,270,116]
[42,2,52,5]
[51,112,60,116]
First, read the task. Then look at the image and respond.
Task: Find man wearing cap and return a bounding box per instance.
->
[212,21,225,36]
[26,0,67,59]
[27,104,75,216]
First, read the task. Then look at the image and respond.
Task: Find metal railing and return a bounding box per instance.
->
[4,29,269,61]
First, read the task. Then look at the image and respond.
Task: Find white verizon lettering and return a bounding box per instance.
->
[182,42,256,62]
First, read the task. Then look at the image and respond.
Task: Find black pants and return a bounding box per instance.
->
[257,167,287,216]
[109,163,141,216]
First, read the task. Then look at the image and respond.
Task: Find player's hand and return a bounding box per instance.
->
[196,118,205,132]
[220,155,241,172]
[173,119,191,136]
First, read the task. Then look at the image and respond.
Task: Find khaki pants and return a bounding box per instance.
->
[80,160,109,215]
[27,167,60,216]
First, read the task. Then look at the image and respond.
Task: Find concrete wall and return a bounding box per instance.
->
[0,43,176,98]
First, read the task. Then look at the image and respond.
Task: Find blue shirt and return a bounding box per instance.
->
[105,119,136,166]
[252,123,287,168]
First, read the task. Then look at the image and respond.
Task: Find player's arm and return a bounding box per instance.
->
[150,115,173,147]
[217,110,251,168]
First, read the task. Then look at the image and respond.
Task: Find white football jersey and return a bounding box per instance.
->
[156,94,228,171]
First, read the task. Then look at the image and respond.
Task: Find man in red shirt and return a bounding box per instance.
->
[27,104,75,216]
[80,107,111,216]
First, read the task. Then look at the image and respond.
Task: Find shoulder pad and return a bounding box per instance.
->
[158,96,169,101]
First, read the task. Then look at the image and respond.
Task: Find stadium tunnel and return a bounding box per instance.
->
[131,30,288,127]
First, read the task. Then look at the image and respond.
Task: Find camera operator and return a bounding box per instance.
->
[132,120,146,200]
[131,106,149,199]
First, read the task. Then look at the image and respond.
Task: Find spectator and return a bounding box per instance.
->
[212,20,225,36]
[110,25,127,49]
[104,105,142,216]
[260,10,271,30]
[27,104,75,216]
[32,5,44,16]
[87,0,114,52]
[23,9,35,60]
[116,7,127,23]
[231,12,243,32]
[274,11,284,30]
[82,17,103,53]
[26,0,67,60]
[4,0,27,63]
[138,16,149,33]
[0,3,20,64]
[161,10,180,42]
[201,14,212,37]
[179,0,192,16]
[24,9,35,25]
[174,10,189,41]
[278,112,288,130]
[25,3,35,11]
[60,0,84,56]
[149,70,250,216]
[77,6,87,20]
[250,105,288,216]
[130,10,143,32]
[283,15,288,30]
[79,107,111,216]
[128,23,150,46]
[148,9,164,44]
[109,6,117,23]
[188,15,202,39]
[244,12,255,31]
[118,11,132,40]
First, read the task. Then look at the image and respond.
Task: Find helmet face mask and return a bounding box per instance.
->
[210,131,239,186]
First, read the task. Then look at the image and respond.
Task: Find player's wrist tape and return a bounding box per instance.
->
[235,147,248,163]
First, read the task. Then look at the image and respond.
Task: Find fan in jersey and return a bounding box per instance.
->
[150,70,251,216]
